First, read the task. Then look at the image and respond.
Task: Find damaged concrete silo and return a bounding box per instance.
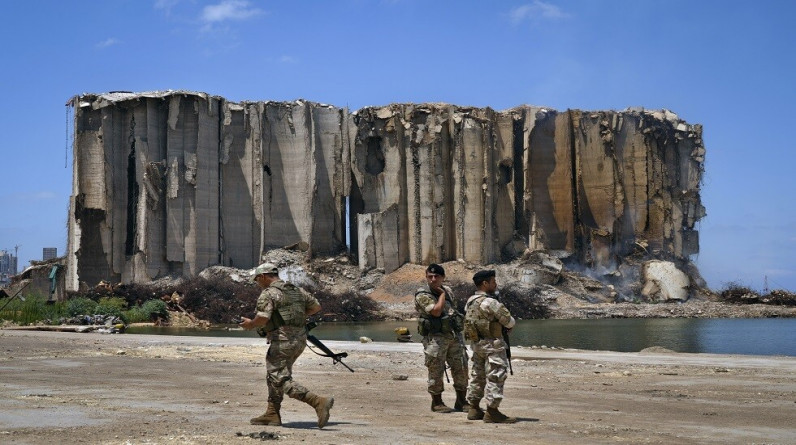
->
[67,92,349,289]
[350,104,705,273]
[66,91,704,291]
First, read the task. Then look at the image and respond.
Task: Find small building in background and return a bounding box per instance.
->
[13,257,67,302]
[43,247,58,261]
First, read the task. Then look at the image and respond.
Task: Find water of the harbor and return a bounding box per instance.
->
[127,318,796,357]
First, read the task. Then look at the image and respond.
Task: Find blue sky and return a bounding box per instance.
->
[1,1,794,292]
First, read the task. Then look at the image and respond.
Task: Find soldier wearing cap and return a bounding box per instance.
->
[239,262,334,428]
[462,269,517,423]
[414,263,469,413]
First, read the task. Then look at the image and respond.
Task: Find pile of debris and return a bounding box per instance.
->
[718,285,796,306]
[50,247,794,326]
[57,314,123,326]
[17,314,126,334]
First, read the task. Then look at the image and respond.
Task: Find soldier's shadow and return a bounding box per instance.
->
[281,420,355,430]
[515,417,540,423]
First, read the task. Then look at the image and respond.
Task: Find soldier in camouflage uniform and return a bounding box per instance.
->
[414,263,469,413]
[240,262,334,428]
[463,269,517,423]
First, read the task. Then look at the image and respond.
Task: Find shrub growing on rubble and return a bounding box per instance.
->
[0,293,64,324]
[176,275,260,324]
[311,289,382,321]
[122,306,146,323]
[142,299,169,319]
[172,275,383,323]
[124,299,170,323]
[66,297,98,317]
[95,297,128,322]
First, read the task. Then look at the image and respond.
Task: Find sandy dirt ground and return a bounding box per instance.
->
[1,329,794,445]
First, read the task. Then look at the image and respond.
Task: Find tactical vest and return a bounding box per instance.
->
[463,295,502,341]
[415,287,464,336]
[260,281,307,334]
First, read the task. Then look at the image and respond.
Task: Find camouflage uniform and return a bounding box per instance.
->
[256,280,321,405]
[464,290,515,409]
[415,284,469,396]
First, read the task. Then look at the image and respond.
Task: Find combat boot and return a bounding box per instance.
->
[467,399,484,420]
[431,394,453,413]
[250,402,281,426]
[484,406,517,424]
[454,390,470,412]
[301,392,334,428]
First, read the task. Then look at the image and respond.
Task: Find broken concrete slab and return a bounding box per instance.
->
[641,260,690,302]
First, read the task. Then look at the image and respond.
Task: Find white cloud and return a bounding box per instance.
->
[95,38,120,49]
[201,0,263,24]
[509,1,569,24]
[154,0,180,15]
[279,55,297,64]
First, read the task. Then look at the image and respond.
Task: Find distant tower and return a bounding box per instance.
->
[0,250,9,274]
[43,247,58,261]
[0,250,14,282]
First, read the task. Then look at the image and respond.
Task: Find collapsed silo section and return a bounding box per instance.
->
[255,100,348,257]
[350,106,409,272]
[221,100,347,267]
[637,109,705,258]
[164,94,221,277]
[219,101,258,268]
[351,104,523,271]
[67,91,222,289]
[525,109,576,254]
[571,110,625,271]
[68,95,119,289]
[308,104,349,256]
[67,92,353,290]
[449,106,505,265]
[357,205,401,273]
[401,105,456,266]
[521,108,705,272]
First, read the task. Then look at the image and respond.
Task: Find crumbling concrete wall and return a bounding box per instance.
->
[67,91,704,290]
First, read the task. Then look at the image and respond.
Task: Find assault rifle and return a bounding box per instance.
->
[502,327,513,375]
[306,321,355,373]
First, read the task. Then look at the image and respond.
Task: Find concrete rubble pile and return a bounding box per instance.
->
[66,91,705,294]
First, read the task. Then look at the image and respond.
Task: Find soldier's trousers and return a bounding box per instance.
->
[265,336,310,404]
[421,333,468,395]
[466,338,509,408]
